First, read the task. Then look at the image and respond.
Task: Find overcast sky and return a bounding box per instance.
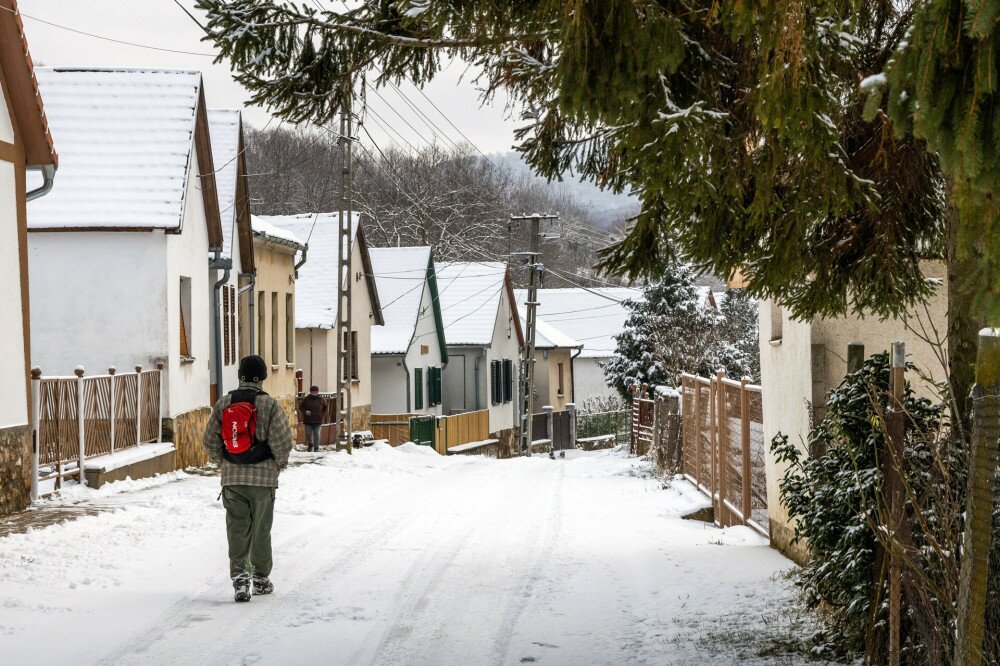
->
[19,0,521,154]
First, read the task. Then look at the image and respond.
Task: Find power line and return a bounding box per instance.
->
[6,6,216,57]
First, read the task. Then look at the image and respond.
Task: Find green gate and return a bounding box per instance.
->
[409,415,436,448]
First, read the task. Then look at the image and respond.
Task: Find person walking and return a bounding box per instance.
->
[203,355,294,602]
[298,385,327,452]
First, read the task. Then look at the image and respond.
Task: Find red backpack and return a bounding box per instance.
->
[219,389,274,464]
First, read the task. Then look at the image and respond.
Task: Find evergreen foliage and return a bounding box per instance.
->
[772,353,955,661]
[603,266,757,398]
[196,0,946,321]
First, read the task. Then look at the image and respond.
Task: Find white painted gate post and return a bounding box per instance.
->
[156,362,164,443]
[135,365,143,446]
[566,403,577,449]
[108,367,116,454]
[30,367,41,501]
[75,367,87,487]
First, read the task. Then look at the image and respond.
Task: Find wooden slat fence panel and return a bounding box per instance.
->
[83,376,112,457]
[371,413,417,446]
[114,372,139,452]
[440,409,489,452]
[140,371,161,442]
[677,373,768,538]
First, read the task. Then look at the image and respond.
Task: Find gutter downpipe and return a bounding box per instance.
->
[26,165,56,202]
[294,242,309,276]
[474,348,487,411]
[570,345,583,405]
[211,250,231,395]
[402,354,412,413]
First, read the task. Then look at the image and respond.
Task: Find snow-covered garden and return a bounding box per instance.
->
[0,445,815,665]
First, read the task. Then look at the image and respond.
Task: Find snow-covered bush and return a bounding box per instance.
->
[772,352,958,662]
[603,266,760,400]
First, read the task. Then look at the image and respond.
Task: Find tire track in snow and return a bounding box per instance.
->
[95,458,486,665]
[491,462,565,665]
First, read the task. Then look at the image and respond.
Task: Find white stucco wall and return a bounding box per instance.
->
[402,276,445,415]
[574,358,616,404]
[28,232,170,379]
[0,159,26,428]
[297,328,330,392]
[484,288,521,433]
[758,299,815,557]
[164,146,213,417]
[371,356,408,413]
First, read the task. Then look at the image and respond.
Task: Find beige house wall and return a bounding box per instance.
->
[241,238,298,401]
[534,348,574,412]
[758,261,948,563]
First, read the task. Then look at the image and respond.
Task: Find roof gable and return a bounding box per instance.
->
[0,1,56,167]
[28,67,222,247]
[514,287,640,358]
[370,246,431,355]
[207,109,252,268]
[435,261,515,347]
[258,212,383,328]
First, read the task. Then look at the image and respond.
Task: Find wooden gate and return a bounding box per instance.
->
[630,385,655,456]
[552,411,573,450]
[409,415,436,448]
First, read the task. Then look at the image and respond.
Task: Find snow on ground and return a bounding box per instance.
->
[0,445,816,665]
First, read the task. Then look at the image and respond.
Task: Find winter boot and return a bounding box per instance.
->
[252,575,273,595]
[233,573,252,602]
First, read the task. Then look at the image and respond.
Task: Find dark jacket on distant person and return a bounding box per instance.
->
[298,394,328,426]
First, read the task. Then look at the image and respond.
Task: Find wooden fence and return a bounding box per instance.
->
[437,409,490,454]
[679,372,768,537]
[371,413,417,446]
[31,364,163,497]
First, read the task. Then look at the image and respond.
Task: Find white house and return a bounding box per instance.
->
[207,108,254,402]
[515,287,640,405]
[436,262,524,451]
[757,262,948,562]
[0,2,58,516]
[369,246,448,415]
[259,212,384,430]
[26,68,224,469]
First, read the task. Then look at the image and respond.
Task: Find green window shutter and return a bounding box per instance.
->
[429,367,438,405]
[502,359,513,403]
[414,367,424,410]
[435,367,443,405]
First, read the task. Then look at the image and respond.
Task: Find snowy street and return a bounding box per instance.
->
[0,446,800,665]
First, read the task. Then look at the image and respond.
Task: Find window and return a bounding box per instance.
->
[414,367,424,410]
[285,293,294,363]
[502,359,513,403]
[427,367,442,406]
[770,302,783,344]
[179,276,192,357]
[557,362,565,397]
[257,290,265,357]
[490,360,501,405]
[351,330,359,380]
[271,292,279,365]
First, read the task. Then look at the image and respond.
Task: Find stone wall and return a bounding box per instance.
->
[352,403,371,432]
[163,407,212,470]
[0,425,30,517]
[490,427,519,459]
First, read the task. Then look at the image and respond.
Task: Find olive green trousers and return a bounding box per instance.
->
[222,485,275,579]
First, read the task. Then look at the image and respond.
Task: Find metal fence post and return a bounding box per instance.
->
[75,367,86,487]
[886,341,906,666]
[30,367,41,501]
[156,362,164,443]
[692,377,701,488]
[135,365,143,446]
[741,377,751,524]
[108,366,116,454]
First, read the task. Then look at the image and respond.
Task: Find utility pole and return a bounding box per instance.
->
[336,75,355,454]
[511,213,560,457]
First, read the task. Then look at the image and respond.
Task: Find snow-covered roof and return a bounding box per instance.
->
[516,306,581,350]
[257,212,382,329]
[435,262,510,347]
[28,68,207,231]
[207,109,241,259]
[515,287,641,358]
[370,247,432,355]
[251,216,304,248]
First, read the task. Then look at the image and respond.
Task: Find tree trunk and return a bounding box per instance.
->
[947,210,980,425]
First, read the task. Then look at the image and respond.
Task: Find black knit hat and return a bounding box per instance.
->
[238,355,268,382]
